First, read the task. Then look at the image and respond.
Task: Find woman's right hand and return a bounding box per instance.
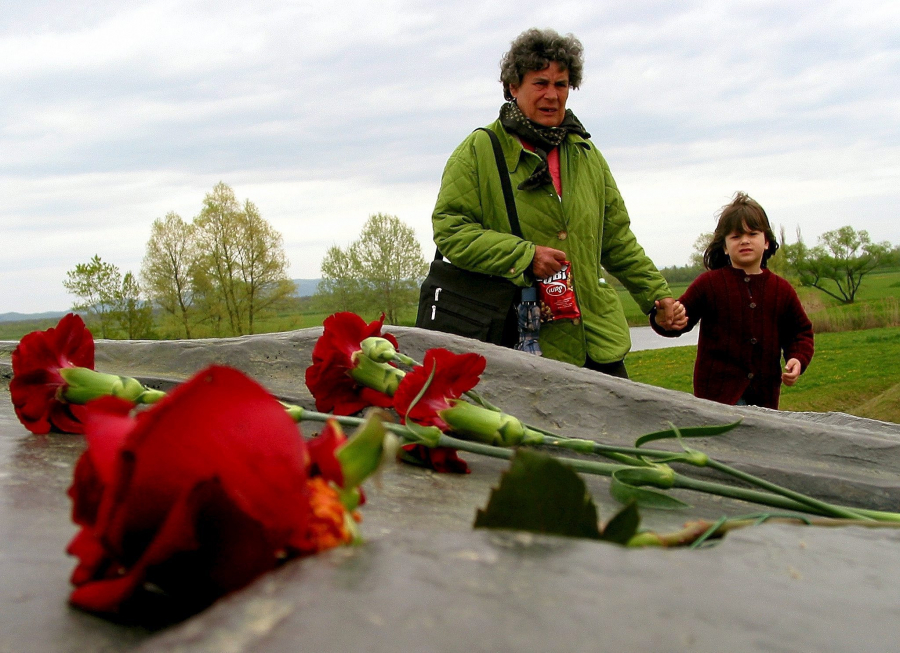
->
[532,246,567,278]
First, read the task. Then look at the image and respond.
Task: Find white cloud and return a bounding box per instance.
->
[1,0,899,313]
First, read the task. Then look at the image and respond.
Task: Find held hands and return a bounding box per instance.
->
[782,358,802,386]
[654,298,687,331]
[532,246,567,279]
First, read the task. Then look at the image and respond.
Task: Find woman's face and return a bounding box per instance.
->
[509,61,570,127]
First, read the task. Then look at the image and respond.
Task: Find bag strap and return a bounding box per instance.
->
[475,127,522,238]
[434,127,521,261]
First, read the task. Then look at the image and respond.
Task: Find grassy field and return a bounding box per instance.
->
[4,270,898,423]
[617,269,900,328]
[627,326,900,424]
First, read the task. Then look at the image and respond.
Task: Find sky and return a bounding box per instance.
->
[2,0,898,314]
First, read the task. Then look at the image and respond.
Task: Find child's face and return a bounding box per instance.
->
[724,223,768,273]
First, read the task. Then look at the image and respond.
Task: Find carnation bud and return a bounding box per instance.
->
[360,337,398,363]
[58,367,164,405]
[349,352,405,396]
[439,400,526,447]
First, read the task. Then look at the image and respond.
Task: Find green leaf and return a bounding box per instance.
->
[474,449,601,540]
[336,411,388,488]
[609,472,690,510]
[634,420,742,448]
[600,501,641,544]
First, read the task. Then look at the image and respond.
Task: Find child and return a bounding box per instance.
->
[651,192,814,409]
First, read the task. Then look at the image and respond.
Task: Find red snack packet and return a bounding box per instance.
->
[537,260,581,323]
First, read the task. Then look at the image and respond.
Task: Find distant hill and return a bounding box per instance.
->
[294,279,321,297]
[0,311,69,323]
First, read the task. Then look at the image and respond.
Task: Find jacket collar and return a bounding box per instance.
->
[491,119,591,173]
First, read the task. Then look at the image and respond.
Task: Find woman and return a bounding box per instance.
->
[432,28,678,378]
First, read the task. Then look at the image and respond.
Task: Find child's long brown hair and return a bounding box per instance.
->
[704,192,779,270]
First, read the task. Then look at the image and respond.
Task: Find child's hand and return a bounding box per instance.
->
[654,299,687,331]
[782,358,802,386]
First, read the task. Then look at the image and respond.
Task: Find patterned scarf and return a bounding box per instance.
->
[499,101,591,190]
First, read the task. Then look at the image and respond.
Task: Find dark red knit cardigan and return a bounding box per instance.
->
[651,266,814,409]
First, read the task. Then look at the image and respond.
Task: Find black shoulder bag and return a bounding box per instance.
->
[415,127,524,346]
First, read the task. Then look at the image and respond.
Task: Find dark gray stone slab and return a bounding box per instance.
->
[135,525,900,653]
[2,327,899,652]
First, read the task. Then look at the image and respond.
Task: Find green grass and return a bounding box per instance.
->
[617,282,691,326]
[0,318,66,341]
[5,271,898,424]
[618,269,900,328]
[627,326,900,423]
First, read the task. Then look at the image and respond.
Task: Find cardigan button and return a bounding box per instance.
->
[749,302,757,309]
[744,277,750,282]
[509,267,516,275]
[747,373,755,379]
[750,338,758,345]
[557,230,568,240]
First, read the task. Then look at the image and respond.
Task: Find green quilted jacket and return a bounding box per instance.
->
[432,119,672,366]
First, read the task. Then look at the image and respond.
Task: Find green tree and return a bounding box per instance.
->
[193,182,294,335]
[114,272,155,339]
[787,226,892,304]
[141,212,196,338]
[316,213,428,324]
[354,213,428,323]
[63,255,154,339]
[317,245,366,312]
[766,224,793,279]
[235,199,296,334]
[63,255,121,338]
[689,232,713,269]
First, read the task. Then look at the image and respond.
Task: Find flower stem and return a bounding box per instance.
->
[703,459,873,521]
[503,428,874,521]
[289,405,900,522]
[628,513,900,548]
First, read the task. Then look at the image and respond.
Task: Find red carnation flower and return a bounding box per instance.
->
[394,348,528,450]
[307,419,348,486]
[10,313,94,434]
[305,312,403,415]
[66,365,350,616]
[400,443,470,474]
[392,348,485,431]
[391,348,485,474]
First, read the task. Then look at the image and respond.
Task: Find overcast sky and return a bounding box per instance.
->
[2,0,898,314]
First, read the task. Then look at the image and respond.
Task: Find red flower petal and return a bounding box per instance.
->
[97,366,311,548]
[10,313,94,434]
[66,365,336,615]
[291,477,353,554]
[83,397,136,486]
[393,348,486,429]
[305,313,398,415]
[305,349,393,415]
[310,312,398,364]
[307,420,346,487]
[400,443,470,474]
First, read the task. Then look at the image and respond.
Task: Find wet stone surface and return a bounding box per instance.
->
[1,328,899,652]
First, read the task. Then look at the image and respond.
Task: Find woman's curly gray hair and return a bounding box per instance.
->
[500,28,584,100]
